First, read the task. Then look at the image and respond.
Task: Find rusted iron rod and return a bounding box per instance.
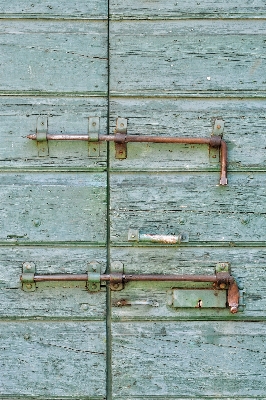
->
[30,273,225,283]
[27,133,217,145]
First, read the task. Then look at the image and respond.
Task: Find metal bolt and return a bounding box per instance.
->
[120,123,124,128]
[26,264,31,270]
[131,234,136,238]
[26,284,32,289]
[41,122,44,126]
[216,124,221,130]
[92,122,96,127]
[91,283,97,290]
[219,283,226,289]
[113,283,119,289]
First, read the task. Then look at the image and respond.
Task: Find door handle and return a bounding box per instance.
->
[128,229,189,245]
[27,118,228,185]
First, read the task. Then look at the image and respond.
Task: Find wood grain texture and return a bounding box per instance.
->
[112,321,266,397]
[0,172,106,243]
[110,20,266,95]
[110,0,266,19]
[0,321,106,397]
[109,98,266,170]
[0,97,107,168]
[0,21,107,94]
[0,247,106,319]
[0,0,107,19]
[110,172,266,243]
[110,247,266,320]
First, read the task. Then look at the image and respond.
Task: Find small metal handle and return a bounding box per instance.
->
[128,229,189,245]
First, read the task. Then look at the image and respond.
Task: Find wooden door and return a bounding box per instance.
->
[0,2,108,398]
[108,1,266,399]
[1,1,266,400]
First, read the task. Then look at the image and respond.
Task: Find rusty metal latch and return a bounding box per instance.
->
[20,262,239,313]
[27,118,228,185]
[128,229,189,245]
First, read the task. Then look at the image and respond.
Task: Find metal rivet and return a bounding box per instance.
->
[92,122,96,127]
[41,122,44,126]
[131,234,136,238]
[113,283,119,289]
[219,283,226,289]
[216,125,221,129]
[120,123,124,128]
[91,283,97,290]
[26,284,32,289]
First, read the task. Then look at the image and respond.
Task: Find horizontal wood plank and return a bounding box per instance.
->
[110,20,266,95]
[0,321,106,397]
[110,247,266,319]
[0,97,107,168]
[112,321,266,397]
[0,0,107,19]
[0,21,107,94]
[110,0,266,19]
[110,172,266,243]
[0,172,106,243]
[109,98,266,170]
[0,247,106,319]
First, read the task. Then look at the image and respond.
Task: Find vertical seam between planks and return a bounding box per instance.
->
[106,0,113,398]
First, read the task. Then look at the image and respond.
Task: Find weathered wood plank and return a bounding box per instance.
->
[0,172,106,243]
[110,0,266,19]
[0,321,106,397]
[0,0,107,19]
[0,247,106,319]
[0,21,107,94]
[0,97,107,168]
[112,321,266,397]
[110,247,266,319]
[110,20,266,95]
[110,172,266,243]
[110,98,266,170]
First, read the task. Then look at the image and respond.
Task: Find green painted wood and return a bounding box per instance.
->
[110,99,266,170]
[0,321,106,398]
[110,0,266,19]
[112,321,266,397]
[0,20,107,94]
[110,20,266,95]
[110,172,265,244]
[0,247,106,319]
[0,97,107,168]
[0,0,107,19]
[110,247,266,320]
[0,172,106,244]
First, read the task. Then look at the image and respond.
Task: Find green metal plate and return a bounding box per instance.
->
[172,289,227,309]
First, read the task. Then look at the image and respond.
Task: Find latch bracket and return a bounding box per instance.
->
[88,117,100,157]
[209,118,224,164]
[21,262,36,292]
[110,261,124,291]
[87,261,101,292]
[36,116,49,157]
[115,118,127,159]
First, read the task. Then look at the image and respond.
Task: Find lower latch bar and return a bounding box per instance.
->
[20,270,239,313]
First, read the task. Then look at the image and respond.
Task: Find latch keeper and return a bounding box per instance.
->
[87,261,101,292]
[21,262,36,292]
